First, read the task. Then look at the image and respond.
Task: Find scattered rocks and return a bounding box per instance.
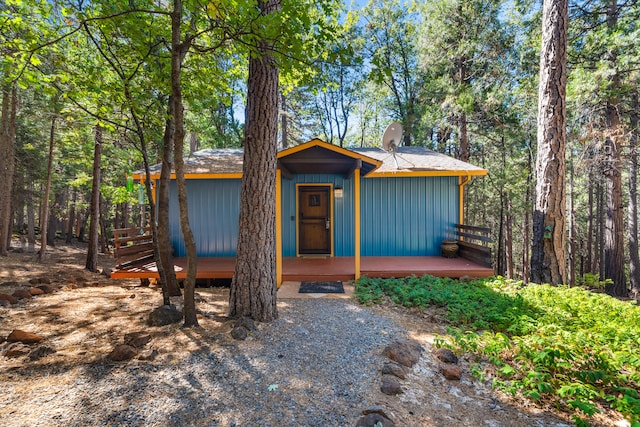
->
[7,329,44,344]
[380,374,403,395]
[434,347,459,364]
[381,338,423,368]
[28,287,45,296]
[3,342,31,358]
[440,364,463,380]
[0,293,18,305]
[0,299,9,307]
[29,345,57,361]
[362,405,395,420]
[231,326,248,341]
[28,277,51,285]
[148,304,182,326]
[108,344,138,361]
[381,361,407,379]
[12,289,33,300]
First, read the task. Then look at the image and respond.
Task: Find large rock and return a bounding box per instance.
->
[12,289,33,300]
[3,343,31,358]
[36,284,57,294]
[28,287,45,296]
[235,317,256,331]
[380,375,403,395]
[108,344,138,361]
[381,362,407,380]
[440,364,462,380]
[148,305,182,326]
[7,330,44,344]
[124,332,152,348]
[0,293,18,305]
[382,338,423,368]
[434,347,459,364]
[231,326,248,341]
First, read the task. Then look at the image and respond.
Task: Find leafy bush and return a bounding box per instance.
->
[354,276,640,426]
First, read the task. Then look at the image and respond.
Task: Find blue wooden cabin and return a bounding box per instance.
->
[115,139,491,283]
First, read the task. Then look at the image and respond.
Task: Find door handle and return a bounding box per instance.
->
[325,218,330,230]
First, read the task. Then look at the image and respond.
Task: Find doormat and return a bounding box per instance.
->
[299,281,345,294]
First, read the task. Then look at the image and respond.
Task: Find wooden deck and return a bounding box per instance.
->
[111,256,493,281]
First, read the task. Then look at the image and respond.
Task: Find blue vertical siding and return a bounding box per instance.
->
[168,179,241,257]
[360,176,459,256]
[167,174,458,258]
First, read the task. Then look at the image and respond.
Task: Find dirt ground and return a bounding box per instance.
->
[0,241,629,426]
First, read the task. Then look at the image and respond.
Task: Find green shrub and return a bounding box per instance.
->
[354,276,640,426]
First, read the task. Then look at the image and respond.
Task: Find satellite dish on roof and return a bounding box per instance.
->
[382,122,403,153]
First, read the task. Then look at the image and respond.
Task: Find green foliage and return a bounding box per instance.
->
[576,273,613,290]
[355,276,640,425]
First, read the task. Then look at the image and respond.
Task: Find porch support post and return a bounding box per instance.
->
[354,168,361,280]
[276,169,283,287]
[458,174,471,224]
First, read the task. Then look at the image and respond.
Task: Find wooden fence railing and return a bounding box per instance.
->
[454,224,492,268]
[113,227,154,268]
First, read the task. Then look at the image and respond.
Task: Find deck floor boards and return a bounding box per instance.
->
[111,256,493,281]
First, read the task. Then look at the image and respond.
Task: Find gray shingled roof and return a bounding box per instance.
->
[352,146,486,175]
[139,145,486,178]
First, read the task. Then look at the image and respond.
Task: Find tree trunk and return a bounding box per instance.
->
[229,0,280,322]
[603,0,627,297]
[172,0,198,326]
[597,180,605,278]
[38,115,56,262]
[629,90,640,295]
[568,154,576,286]
[0,84,17,256]
[505,199,514,279]
[158,101,180,297]
[497,195,505,276]
[522,145,533,283]
[99,194,108,254]
[530,0,568,285]
[189,131,199,154]
[281,92,288,148]
[66,189,75,244]
[27,180,35,252]
[86,124,102,272]
[459,112,469,162]
[585,176,593,274]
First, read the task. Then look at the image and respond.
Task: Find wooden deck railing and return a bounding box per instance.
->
[113,227,154,268]
[454,224,492,268]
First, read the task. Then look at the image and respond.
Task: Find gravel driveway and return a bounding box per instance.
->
[1,298,404,427]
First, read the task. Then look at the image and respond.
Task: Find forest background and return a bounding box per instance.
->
[0,0,639,297]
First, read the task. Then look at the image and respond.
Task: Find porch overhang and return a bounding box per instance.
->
[277,139,381,178]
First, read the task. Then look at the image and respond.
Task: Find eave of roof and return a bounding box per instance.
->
[132,140,487,180]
